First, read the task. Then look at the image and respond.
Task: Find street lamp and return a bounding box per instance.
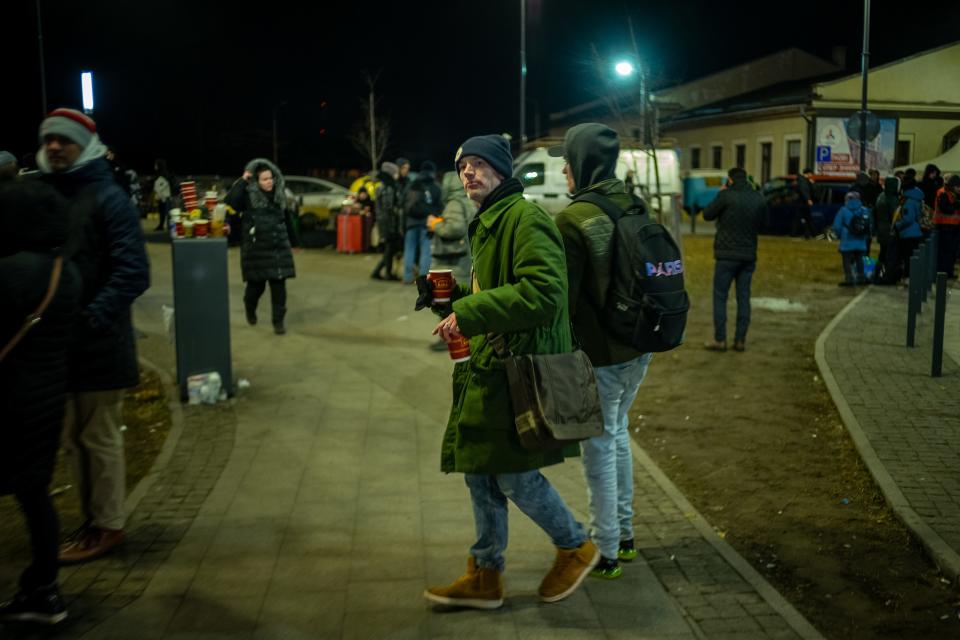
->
[614,60,635,78]
[81,71,94,114]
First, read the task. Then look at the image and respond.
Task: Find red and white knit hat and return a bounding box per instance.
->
[39,108,97,149]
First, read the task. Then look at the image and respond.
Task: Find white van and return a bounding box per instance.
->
[513,146,681,215]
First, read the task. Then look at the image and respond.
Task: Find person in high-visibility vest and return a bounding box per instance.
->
[933,174,960,279]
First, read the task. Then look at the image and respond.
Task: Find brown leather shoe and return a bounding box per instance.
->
[733,340,746,352]
[704,340,727,352]
[59,527,125,565]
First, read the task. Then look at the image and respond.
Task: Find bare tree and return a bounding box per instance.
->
[348,73,391,172]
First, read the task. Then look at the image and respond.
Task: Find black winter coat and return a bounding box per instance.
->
[0,180,83,492]
[225,180,296,282]
[42,158,150,392]
[375,171,401,239]
[703,179,768,262]
[403,172,443,229]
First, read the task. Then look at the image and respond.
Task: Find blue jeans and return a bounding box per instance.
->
[465,471,586,572]
[580,354,652,559]
[713,259,755,343]
[403,225,432,282]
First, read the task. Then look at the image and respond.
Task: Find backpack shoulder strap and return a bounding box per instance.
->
[572,191,646,223]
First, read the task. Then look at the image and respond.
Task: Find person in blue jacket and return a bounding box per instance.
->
[894,177,924,279]
[832,191,871,286]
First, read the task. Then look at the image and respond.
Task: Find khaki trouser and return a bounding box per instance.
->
[62,390,127,531]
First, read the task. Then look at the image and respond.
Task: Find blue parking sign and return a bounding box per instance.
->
[816,146,831,162]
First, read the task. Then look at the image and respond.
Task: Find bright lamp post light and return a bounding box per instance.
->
[81,71,94,113]
[614,60,635,77]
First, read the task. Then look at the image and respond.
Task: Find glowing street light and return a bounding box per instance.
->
[614,60,635,77]
[81,71,94,114]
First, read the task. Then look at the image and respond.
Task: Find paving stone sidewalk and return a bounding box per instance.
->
[817,284,960,580]
[2,239,820,639]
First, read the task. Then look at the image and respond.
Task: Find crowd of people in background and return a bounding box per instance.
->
[794,163,960,286]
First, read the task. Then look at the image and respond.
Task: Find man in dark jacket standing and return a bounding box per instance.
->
[703,167,767,352]
[0,180,82,624]
[370,161,402,280]
[401,160,442,283]
[37,108,150,564]
[552,123,653,580]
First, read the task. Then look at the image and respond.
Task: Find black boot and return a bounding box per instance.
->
[273,308,286,335]
[245,306,257,325]
[0,583,67,625]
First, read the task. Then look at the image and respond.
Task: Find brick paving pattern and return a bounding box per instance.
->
[821,285,960,559]
[1,239,819,639]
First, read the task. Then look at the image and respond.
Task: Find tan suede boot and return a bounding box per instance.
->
[538,539,599,603]
[423,557,504,610]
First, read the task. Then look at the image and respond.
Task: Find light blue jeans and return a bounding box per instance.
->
[403,225,432,282]
[580,353,653,560]
[465,471,586,572]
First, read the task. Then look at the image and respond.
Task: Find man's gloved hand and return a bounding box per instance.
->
[414,275,433,311]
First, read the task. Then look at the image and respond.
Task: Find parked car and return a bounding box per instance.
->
[761,174,855,235]
[285,175,351,231]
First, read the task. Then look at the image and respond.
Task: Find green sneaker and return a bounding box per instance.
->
[590,556,622,580]
[618,539,639,562]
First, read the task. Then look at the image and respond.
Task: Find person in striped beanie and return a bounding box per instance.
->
[35,108,107,174]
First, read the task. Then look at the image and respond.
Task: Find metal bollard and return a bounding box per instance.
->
[919,244,930,305]
[907,255,920,347]
[913,248,925,313]
[929,231,939,292]
[932,272,948,376]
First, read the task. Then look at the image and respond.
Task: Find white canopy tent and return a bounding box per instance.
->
[895,143,960,175]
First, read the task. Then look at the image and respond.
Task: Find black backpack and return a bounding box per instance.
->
[573,192,690,352]
[846,211,868,237]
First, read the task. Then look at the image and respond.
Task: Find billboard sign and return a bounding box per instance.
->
[814,116,896,176]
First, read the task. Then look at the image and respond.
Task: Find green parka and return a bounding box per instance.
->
[441,179,572,474]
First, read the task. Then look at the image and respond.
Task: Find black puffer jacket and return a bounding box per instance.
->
[0,180,82,492]
[374,171,401,239]
[43,158,150,392]
[403,171,443,229]
[225,160,296,282]
[703,178,767,262]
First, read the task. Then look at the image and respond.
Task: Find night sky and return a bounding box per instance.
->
[4,1,956,177]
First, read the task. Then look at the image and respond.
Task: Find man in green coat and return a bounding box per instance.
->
[552,123,654,581]
[423,134,598,610]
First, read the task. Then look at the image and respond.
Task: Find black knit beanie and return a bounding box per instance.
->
[454,135,513,179]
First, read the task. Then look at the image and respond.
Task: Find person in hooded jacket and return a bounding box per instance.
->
[833,191,871,286]
[371,161,402,280]
[872,176,901,283]
[225,158,297,334]
[933,174,960,278]
[401,161,443,283]
[920,163,944,210]
[552,123,654,580]
[0,180,82,625]
[894,177,925,279]
[703,167,768,352]
[37,109,151,565]
[427,170,477,283]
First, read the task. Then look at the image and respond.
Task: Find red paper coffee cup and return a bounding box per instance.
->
[427,269,455,304]
[194,220,209,237]
[175,219,185,237]
[447,335,471,362]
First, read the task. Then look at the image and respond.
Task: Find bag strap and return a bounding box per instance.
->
[573,191,647,223]
[0,256,64,363]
